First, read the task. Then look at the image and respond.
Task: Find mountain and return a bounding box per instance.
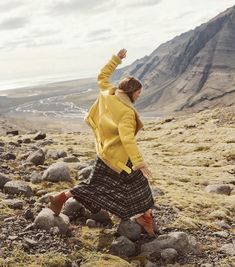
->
[113,5,235,116]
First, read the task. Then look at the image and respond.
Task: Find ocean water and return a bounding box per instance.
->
[0,74,85,91]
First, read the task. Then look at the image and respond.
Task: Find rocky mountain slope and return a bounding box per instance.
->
[113,5,235,116]
[0,106,234,266]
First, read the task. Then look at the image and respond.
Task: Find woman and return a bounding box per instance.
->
[49,49,155,236]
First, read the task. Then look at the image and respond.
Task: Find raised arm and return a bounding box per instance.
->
[97,49,127,92]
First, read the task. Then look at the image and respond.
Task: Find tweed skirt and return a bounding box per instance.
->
[70,156,154,220]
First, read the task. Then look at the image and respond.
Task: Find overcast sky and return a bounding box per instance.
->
[0,0,235,87]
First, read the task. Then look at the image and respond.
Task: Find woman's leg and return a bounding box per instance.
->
[48,190,74,216]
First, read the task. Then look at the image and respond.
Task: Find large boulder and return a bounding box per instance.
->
[62,198,85,219]
[117,220,142,241]
[110,236,136,257]
[26,149,45,166]
[42,162,71,182]
[34,132,46,140]
[141,232,190,255]
[0,173,11,189]
[34,208,70,234]
[4,181,33,197]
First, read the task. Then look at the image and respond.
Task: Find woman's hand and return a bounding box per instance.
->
[117,48,127,60]
[140,166,153,179]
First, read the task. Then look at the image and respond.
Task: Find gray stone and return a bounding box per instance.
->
[23,237,38,247]
[3,199,24,209]
[187,235,202,255]
[42,162,71,182]
[110,236,136,257]
[144,261,158,267]
[4,181,33,197]
[205,184,232,195]
[85,209,111,225]
[86,219,96,228]
[160,248,178,263]
[27,149,45,166]
[77,166,93,180]
[74,162,88,171]
[62,198,85,219]
[47,150,67,160]
[151,186,165,197]
[213,231,229,238]
[117,220,142,241]
[0,173,11,189]
[220,243,235,256]
[34,208,70,234]
[34,132,46,140]
[141,231,190,255]
[63,156,79,163]
[30,171,42,184]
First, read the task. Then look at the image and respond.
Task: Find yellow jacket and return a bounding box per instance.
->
[85,55,145,174]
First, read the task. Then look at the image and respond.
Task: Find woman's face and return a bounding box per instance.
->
[132,89,142,102]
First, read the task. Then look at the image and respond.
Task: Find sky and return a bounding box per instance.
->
[0,0,235,89]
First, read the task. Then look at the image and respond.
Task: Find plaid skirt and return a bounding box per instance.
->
[70,156,154,220]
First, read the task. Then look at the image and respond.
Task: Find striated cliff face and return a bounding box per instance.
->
[113,5,235,116]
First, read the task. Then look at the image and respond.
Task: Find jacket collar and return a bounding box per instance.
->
[115,89,144,132]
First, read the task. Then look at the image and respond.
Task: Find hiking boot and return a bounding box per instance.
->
[48,192,67,216]
[135,212,156,237]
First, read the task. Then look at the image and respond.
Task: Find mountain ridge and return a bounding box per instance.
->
[113,5,235,116]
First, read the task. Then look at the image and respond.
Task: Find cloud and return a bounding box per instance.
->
[0,17,29,30]
[0,1,24,13]
[50,0,114,15]
[87,28,111,37]
[127,0,162,7]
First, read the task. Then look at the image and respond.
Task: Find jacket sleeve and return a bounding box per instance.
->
[118,111,146,170]
[97,55,122,93]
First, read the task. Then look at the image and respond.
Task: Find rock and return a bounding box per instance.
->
[86,219,96,228]
[42,162,71,182]
[23,237,38,247]
[62,198,85,219]
[0,192,7,199]
[27,149,45,166]
[117,220,142,241]
[0,173,11,189]
[47,150,67,160]
[213,231,229,238]
[151,186,165,197]
[160,248,178,263]
[63,156,79,163]
[187,235,202,255]
[6,130,19,136]
[216,220,231,229]
[144,261,158,267]
[34,208,70,234]
[74,162,88,171]
[4,181,33,197]
[85,209,111,225]
[29,171,42,184]
[77,166,93,180]
[141,231,190,255]
[110,236,136,257]
[0,141,5,146]
[89,159,95,166]
[205,184,232,195]
[22,138,31,144]
[220,243,235,256]
[3,199,24,209]
[23,209,35,220]
[34,132,46,140]
[2,153,16,160]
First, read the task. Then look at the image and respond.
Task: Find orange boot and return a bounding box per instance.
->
[135,212,156,237]
[48,192,68,216]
